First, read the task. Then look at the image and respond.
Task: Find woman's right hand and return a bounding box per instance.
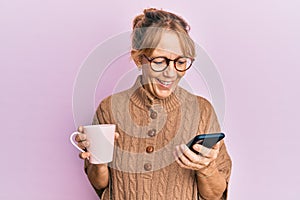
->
[75,126,91,160]
[75,125,119,189]
[75,125,120,162]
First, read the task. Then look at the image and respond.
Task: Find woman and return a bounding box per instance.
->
[75,8,232,200]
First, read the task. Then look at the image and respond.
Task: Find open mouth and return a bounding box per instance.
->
[155,78,174,88]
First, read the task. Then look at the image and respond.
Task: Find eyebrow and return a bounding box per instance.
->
[150,49,183,58]
[149,55,185,60]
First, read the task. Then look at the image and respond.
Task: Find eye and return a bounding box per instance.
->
[152,57,166,65]
[153,61,164,65]
[176,58,187,65]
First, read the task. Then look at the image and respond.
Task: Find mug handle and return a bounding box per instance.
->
[70,132,85,153]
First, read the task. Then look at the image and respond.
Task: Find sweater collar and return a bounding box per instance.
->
[129,75,181,112]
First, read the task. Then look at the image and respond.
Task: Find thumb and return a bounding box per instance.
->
[193,144,201,152]
[79,151,91,160]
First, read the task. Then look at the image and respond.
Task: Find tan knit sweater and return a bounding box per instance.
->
[91,76,232,200]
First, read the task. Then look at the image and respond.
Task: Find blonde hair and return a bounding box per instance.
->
[131,8,195,60]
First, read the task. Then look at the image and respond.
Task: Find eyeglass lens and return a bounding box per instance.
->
[151,57,192,72]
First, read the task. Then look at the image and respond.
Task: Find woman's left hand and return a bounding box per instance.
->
[173,142,220,173]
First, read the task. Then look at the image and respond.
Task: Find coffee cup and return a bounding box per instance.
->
[70,124,116,164]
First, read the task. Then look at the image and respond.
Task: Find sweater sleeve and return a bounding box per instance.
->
[197,97,232,200]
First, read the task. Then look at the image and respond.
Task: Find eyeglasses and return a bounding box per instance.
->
[143,54,194,72]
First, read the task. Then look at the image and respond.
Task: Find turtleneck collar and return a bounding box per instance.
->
[129,75,182,112]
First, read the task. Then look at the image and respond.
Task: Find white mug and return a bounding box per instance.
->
[70,124,116,164]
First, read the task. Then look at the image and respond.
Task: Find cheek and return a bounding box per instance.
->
[143,66,160,80]
[177,71,185,78]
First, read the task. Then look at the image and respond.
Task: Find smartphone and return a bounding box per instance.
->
[186,133,225,154]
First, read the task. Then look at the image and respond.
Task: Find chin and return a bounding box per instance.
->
[154,89,173,99]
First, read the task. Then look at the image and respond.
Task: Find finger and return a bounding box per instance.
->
[77,141,90,149]
[181,144,205,162]
[209,142,220,159]
[174,145,184,158]
[75,133,87,142]
[78,126,84,133]
[173,150,190,170]
[180,145,210,168]
[179,144,213,168]
[179,144,201,163]
[79,151,91,159]
[176,145,200,169]
[194,145,219,163]
[193,144,214,158]
[114,132,120,140]
[173,146,207,170]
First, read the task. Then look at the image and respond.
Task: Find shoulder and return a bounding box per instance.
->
[97,88,132,111]
[177,87,218,125]
[177,86,214,110]
[196,96,214,111]
[94,88,133,124]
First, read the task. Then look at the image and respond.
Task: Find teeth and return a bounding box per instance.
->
[157,79,172,85]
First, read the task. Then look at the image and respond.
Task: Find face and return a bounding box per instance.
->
[140,32,186,99]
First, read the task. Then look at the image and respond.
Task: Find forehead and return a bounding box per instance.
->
[151,31,183,57]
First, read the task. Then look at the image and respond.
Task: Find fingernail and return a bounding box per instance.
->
[193,145,199,151]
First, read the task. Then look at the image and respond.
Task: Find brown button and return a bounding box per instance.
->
[146,146,154,153]
[144,163,152,171]
[147,129,156,137]
[150,110,157,119]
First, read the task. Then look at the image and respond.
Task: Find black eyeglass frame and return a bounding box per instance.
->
[143,54,194,72]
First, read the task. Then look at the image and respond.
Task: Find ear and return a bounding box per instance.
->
[131,50,142,67]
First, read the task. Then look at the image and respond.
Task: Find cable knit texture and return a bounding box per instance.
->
[91,76,231,200]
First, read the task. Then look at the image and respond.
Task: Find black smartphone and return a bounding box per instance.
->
[186,133,225,154]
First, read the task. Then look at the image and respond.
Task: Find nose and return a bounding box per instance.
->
[163,61,177,77]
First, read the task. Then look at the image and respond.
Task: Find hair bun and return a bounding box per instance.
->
[132,14,144,29]
[144,8,162,21]
[132,8,190,32]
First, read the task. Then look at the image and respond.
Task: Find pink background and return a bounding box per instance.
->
[1,0,300,199]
